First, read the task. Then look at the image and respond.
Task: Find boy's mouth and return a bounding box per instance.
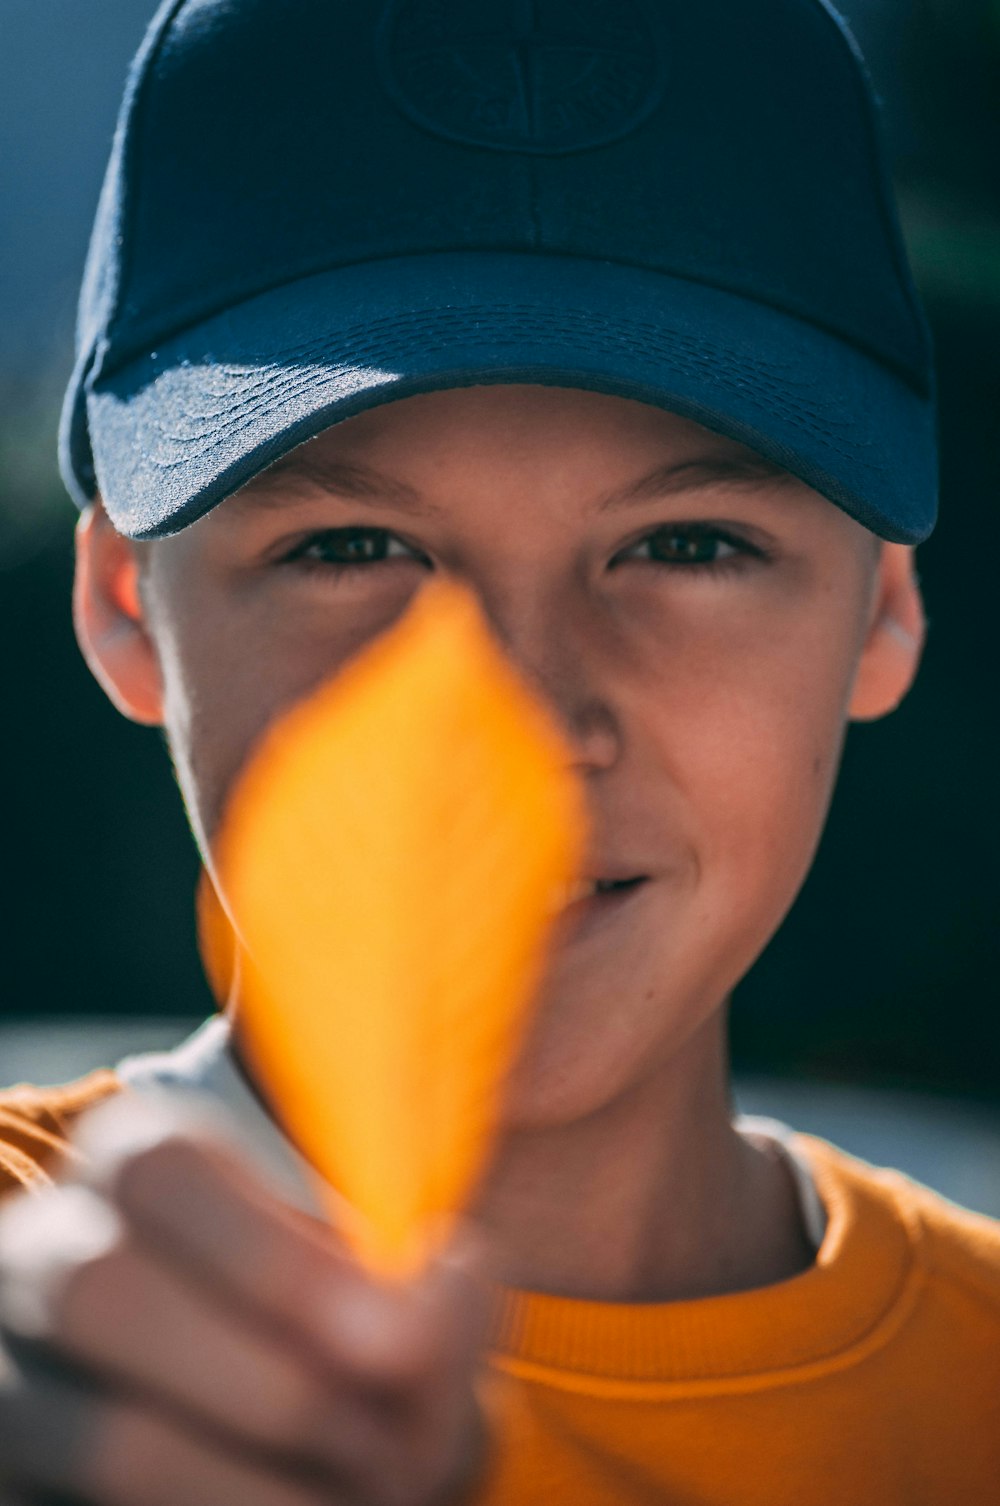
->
[553,874,649,920]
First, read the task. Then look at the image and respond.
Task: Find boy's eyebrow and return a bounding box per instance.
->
[598,456,798,511]
[232,452,796,516]
[233,457,437,514]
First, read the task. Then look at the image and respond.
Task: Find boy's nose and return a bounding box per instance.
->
[469,583,622,775]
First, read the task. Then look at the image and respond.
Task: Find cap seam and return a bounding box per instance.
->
[528,160,542,249]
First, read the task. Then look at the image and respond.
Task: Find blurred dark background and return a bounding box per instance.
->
[1,0,997,1100]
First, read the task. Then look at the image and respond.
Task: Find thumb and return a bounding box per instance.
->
[332,1222,493,1391]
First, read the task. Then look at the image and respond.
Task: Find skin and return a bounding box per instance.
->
[0,385,924,1504]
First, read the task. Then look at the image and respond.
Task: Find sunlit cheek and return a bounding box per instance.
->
[635,620,852,912]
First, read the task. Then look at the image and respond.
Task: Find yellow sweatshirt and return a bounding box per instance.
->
[2,1072,999,1504]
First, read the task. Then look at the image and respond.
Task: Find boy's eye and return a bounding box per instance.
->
[286,527,424,569]
[613,525,758,570]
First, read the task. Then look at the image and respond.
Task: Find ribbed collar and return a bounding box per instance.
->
[489,1141,921,1390]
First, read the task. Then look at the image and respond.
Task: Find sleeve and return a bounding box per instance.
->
[0,1073,124,1197]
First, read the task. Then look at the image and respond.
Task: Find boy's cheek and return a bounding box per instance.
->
[153,567,433,844]
[154,623,351,850]
[629,640,853,943]
[505,708,845,1125]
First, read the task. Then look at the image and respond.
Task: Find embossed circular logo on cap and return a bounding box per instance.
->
[379,0,664,156]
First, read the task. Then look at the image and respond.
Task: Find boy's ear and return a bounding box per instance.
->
[848,542,926,723]
[73,500,164,726]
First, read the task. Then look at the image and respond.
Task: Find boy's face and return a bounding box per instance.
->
[78,385,922,1127]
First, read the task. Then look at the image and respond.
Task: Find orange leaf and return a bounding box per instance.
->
[211,581,586,1278]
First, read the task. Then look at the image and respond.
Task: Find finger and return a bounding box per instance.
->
[0,1191,388,1482]
[75,1096,493,1399]
[57,1099,494,1497]
[0,1367,342,1506]
[89,1119,484,1403]
[0,1184,124,1338]
[75,1101,364,1348]
[350,1224,493,1392]
[330,1230,494,1505]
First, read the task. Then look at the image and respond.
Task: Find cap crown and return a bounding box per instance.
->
[80,0,930,398]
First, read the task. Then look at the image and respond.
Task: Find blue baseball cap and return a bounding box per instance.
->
[60,0,938,543]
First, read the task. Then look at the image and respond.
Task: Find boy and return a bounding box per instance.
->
[0,1,997,1503]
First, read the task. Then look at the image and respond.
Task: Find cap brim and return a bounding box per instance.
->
[79,252,937,542]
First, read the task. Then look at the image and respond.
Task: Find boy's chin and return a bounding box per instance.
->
[496,1031,661,1134]
[496,970,737,1135]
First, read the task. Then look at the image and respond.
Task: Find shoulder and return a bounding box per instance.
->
[0,1072,125,1197]
[797,1131,1000,1318]
[899,1169,1000,1312]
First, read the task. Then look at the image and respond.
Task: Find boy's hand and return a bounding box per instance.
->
[0,1101,491,1506]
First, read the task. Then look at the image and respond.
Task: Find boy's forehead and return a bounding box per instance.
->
[240,388,796,500]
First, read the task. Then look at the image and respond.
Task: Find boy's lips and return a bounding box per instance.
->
[551,874,651,930]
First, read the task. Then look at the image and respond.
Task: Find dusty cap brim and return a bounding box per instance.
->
[72,252,937,543]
